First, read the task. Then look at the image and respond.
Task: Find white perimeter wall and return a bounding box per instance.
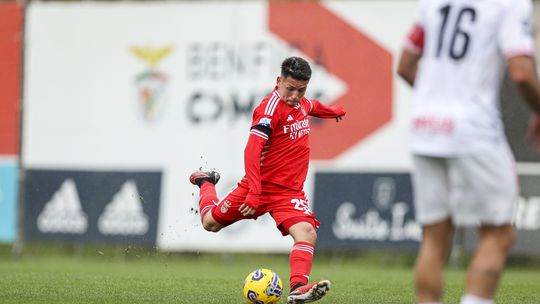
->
[23,1,420,251]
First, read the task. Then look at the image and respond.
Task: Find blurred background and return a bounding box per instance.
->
[1,0,540,272]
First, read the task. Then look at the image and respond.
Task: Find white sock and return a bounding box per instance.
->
[460,294,493,304]
[418,302,442,304]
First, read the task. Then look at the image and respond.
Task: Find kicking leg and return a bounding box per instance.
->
[415,218,454,303]
[189,170,224,232]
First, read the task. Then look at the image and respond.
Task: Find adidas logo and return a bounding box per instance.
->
[37,179,88,234]
[287,115,294,121]
[98,180,149,235]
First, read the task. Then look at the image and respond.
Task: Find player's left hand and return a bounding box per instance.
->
[333,105,346,122]
[240,192,260,217]
[239,204,256,217]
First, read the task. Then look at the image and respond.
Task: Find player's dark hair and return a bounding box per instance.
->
[281,57,312,81]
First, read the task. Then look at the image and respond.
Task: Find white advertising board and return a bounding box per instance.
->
[23,1,418,251]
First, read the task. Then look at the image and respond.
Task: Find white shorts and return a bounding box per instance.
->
[412,144,519,227]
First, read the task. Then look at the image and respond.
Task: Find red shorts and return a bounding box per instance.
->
[211,183,320,236]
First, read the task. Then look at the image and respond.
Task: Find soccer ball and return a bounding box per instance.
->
[243,268,283,304]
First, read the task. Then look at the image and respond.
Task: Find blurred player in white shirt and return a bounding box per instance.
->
[397,0,540,303]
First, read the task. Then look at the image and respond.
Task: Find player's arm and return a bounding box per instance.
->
[507,55,540,150]
[507,56,540,113]
[308,99,346,122]
[397,23,424,87]
[397,50,421,87]
[500,0,540,150]
[241,124,270,217]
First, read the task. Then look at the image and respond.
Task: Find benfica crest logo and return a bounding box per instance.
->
[220,200,231,214]
[130,45,173,122]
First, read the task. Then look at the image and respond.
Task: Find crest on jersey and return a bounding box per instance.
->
[220,200,231,214]
[296,104,307,116]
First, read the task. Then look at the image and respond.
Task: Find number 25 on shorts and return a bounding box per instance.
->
[290,198,312,215]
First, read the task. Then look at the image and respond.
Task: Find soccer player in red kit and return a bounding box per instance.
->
[189,56,345,303]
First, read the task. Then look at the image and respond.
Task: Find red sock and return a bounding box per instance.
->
[198,182,219,222]
[289,242,314,290]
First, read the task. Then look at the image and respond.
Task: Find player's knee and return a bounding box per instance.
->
[483,226,515,253]
[303,225,317,244]
[289,221,318,244]
[202,220,222,232]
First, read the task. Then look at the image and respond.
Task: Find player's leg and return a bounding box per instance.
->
[461,225,514,304]
[415,218,454,303]
[288,221,317,290]
[451,144,518,304]
[412,155,453,303]
[189,170,224,232]
[286,220,330,304]
[269,193,328,303]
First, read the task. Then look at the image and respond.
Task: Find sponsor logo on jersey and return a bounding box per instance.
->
[283,118,310,140]
[287,115,293,121]
[294,103,307,116]
[258,117,272,128]
[37,179,88,234]
[98,180,149,235]
[412,116,454,135]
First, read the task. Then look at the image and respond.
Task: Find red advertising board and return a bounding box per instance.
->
[0,2,23,155]
[269,2,392,159]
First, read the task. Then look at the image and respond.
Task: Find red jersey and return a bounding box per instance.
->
[241,87,345,197]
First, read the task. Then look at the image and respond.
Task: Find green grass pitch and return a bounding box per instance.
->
[0,251,539,303]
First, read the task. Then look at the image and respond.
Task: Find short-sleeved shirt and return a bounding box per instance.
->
[405,0,534,156]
